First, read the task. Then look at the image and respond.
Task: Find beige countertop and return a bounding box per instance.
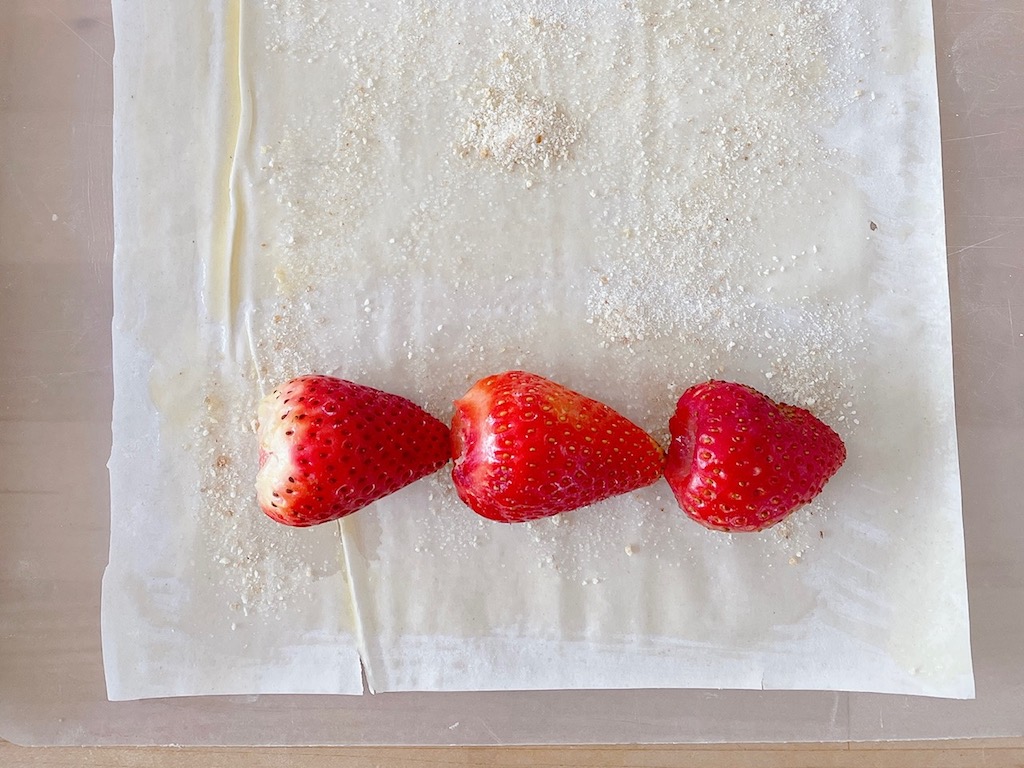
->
[1,0,1021,750]
[5,738,1024,767]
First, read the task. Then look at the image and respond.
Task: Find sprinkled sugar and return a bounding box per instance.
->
[456,51,580,173]
[187,0,872,614]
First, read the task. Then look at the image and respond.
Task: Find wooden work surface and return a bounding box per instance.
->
[1,0,1022,756]
[4,738,1024,767]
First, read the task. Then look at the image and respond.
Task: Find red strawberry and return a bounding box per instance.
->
[255,375,450,527]
[665,380,845,532]
[450,370,665,523]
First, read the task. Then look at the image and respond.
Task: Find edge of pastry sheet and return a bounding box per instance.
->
[102,0,363,700]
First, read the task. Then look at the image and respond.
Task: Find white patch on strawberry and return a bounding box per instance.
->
[255,389,299,517]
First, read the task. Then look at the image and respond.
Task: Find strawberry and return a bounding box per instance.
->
[665,380,845,532]
[255,375,450,527]
[450,370,666,523]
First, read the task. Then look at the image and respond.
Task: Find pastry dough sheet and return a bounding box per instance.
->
[103,0,973,699]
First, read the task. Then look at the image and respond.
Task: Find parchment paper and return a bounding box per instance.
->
[103,0,973,700]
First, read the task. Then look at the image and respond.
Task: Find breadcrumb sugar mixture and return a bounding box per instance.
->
[457,52,581,173]
[194,0,875,616]
[194,379,337,623]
